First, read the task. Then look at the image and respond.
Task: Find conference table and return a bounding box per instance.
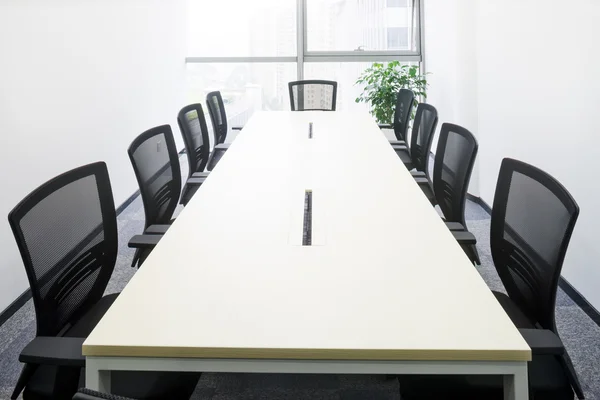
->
[84,111,531,399]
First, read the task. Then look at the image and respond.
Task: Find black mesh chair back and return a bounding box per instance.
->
[206,91,229,146]
[392,89,415,141]
[128,125,181,230]
[432,123,478,228]
[409,103,438,174]
[178,103,210,178]
[288,80,338,111]
[491,158,579,331]
[8,162,117,337]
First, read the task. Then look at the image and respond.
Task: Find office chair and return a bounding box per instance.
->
[380,88,415,149]
[8,162,199,400]
[205,91,243,171]
[414,123,480,264]
[127,125,204,267]
[401,158,584,399]
[288,80,338,111]
[394,102,438,173]
[177,103,212,205]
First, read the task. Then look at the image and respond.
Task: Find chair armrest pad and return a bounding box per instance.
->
[445,222,466,231]
[414,177,429,184]
[214,143,231,150]
[144,224,170,235]
[191,171,210,179]
[392,145,408,150]
[379,124,393,129]
[19,337,85,367]
[232,126,243,131]
[186,177,206,185]
[128,234,162,248]
[452,231,477,245]
[519,329,565,355]
[411,170,427,177]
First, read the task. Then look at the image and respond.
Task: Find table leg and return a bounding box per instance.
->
[86,359,111,393]
[503,363,528,400]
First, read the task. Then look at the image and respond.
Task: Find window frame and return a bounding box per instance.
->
[185,0,424,81]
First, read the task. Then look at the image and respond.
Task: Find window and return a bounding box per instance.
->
[387,27,409,49]
[187,0,297,57]
[306,0,418,52]
[387,0,408,7]
[186,0,423,119]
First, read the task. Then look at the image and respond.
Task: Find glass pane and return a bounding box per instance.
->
[304,62,418,115]
[186,63,297,129]
[187,0,296,57]
[307,0,417,52]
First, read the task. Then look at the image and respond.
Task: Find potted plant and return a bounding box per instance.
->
[355,61,429,124]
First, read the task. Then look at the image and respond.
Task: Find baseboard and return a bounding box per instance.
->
[466,193,492,215]
[558,278,600,327]
[0,289,33,327]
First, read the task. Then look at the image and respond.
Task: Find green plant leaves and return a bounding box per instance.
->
[355,62,430,124]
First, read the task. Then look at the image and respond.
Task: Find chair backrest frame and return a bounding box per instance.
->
[128,125,182,230]
[8,162,117,336]
[206,91,229,146]
[490,158,579,332]
[432,123,479,228]
[178,103,211,178]
[409,102,438,174]
[288,80,338,111]
[392,89,415,142]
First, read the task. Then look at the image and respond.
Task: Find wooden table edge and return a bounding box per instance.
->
[82,345,532,362]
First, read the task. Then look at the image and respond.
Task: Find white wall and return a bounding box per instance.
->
[426,0,600,309]
[475,0,600,308]
[424,0,480,195]
[0,0,187,311]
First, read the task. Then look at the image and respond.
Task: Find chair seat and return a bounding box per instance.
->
[445,222,466,231]
[65,294,119,337]
[180,183,201,206]
[207,148,227,171]
[417,180,436,205]
[492,291,536,329]
[22,293,200,400]
[399,353,572,399]
[396,148,412,163]
[23,294,119,400]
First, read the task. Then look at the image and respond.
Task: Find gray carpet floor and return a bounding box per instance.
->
[1,154,599,399]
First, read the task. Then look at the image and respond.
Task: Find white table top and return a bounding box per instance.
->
[84,111,531,362]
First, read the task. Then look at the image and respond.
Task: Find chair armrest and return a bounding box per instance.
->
[128,234,162,249]
[389,140,406,146]
[214,143,231,150]
[452,231,477,245]
[186,177,206,185]
[19,337,85,368]
[191,171,209,179]
[232,126,243,131]
[414,177,429,184]
[411,170,427,177]
[392,145,408,150]
[379,123,393,129]
[144,224,170,235]
[445,222,466,231]
[519,329,565,355]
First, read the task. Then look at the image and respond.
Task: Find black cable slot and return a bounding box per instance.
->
[308,122,313,139]
[302,190,313,246]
